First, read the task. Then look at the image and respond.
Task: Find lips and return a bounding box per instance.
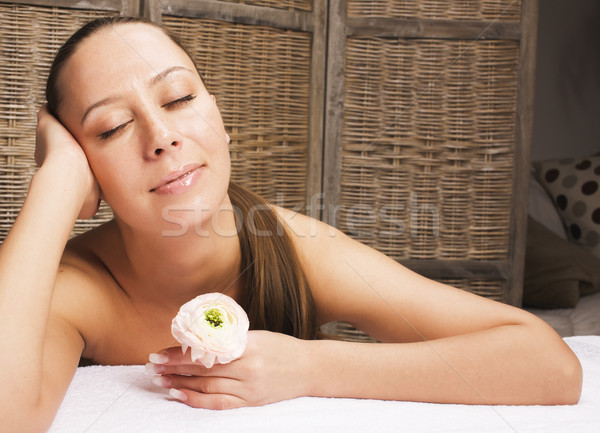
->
[150,164,204,194]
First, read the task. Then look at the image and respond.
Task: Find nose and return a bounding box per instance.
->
[142,113,181,159]
[153,141,179,157]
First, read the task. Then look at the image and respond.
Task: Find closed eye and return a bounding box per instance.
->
[163,94,196,109]
[97,119,133,141]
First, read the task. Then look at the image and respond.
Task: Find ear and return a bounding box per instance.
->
[211,94,216,102]
[225,133,230,144]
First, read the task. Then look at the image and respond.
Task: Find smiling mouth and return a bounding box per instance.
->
[150,165,203,193]
[151,171,192,192]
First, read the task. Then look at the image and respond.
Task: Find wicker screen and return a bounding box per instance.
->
[334,37,519,310]
[0,3,118,243]
[347,0,521,21]
[217,0,312,12]
[339,37,519,266]
[162,15,311,210]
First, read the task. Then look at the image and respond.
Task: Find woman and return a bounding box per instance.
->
[0,16,582,433]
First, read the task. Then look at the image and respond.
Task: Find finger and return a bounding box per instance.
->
[37,104,49,120]
[148,347,234,376]
[35,106,50,166]
[150,346,192,364]
[77,196,101,220]
[148,359,236,378]
[170,388,247,410]
[36,105,59,130]
[156,375,241,396]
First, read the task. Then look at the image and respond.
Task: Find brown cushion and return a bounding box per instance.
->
[523,216,600,309]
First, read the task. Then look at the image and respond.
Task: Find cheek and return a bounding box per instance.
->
[221,149,231,179]
[211,140,231,188]
[184,115,230,168]
[86,151,137,199]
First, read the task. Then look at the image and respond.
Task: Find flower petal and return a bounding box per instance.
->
[171,293,249,368]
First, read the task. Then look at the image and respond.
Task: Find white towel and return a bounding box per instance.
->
[48,336,600,433]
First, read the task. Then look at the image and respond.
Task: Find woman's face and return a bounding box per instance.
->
[56,23,231,235]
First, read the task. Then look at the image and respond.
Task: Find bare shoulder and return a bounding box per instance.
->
[271,203,390,268]
[271,204,340,240]
[50,222,118,359]
[271,204,353,263]
[58,222,116,295]
[270,205,393,321]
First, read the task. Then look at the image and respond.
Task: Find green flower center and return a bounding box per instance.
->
[204,308,224,328]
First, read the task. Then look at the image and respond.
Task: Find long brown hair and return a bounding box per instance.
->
[45,16,320,340]
[228,182,319,339]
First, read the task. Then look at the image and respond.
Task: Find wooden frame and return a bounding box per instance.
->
[144,0,312,30]
[507,0,539,306]
[0,0,139,15]
[143,0,327,210]
[322,0,539,306]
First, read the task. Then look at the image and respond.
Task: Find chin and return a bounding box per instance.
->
[158,190,232,238]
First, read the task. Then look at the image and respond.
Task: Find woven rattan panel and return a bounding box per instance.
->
[347,0,521,21]
[163,15,311,209]
[0,4,116,243]
[339,37,518,265]
[218,0,311,12]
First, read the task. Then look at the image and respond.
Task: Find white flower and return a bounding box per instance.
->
[171,293,249,368]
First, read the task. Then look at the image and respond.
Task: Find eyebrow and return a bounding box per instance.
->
[80,66,194,125]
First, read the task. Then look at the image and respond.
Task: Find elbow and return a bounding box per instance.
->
[521,317,583,405]
[539,339,583,406]
[555,351,583,405]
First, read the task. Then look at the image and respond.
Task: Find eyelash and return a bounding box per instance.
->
[97,94,196,141]
[98,120,132,141]
[163,94,196,109]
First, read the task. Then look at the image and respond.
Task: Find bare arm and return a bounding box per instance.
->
[0,108,98,432]
[292,215,582,405]
[148,208,582,409]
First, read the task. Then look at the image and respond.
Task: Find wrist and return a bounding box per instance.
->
[39,149,91,180]
[35,154,92,193]
[301,338,383,399]
[300,338,335,398]
[31,162,90,215]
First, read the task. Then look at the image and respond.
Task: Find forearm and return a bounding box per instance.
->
[0,162,85,407]
[308,323,582,405]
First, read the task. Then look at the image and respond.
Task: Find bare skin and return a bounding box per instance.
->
[0,22,582,433]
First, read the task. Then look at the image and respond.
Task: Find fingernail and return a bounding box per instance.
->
[169,388,187,402]
[152,375,171,388]
[145,362,165,374]
[149,353,169,364]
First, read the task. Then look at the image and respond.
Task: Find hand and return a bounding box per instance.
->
[35,105,100,219]
[147,330,312,409]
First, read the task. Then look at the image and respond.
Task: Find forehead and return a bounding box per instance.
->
[58,23,197,110]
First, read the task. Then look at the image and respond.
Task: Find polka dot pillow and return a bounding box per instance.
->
[533,155,600,259]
